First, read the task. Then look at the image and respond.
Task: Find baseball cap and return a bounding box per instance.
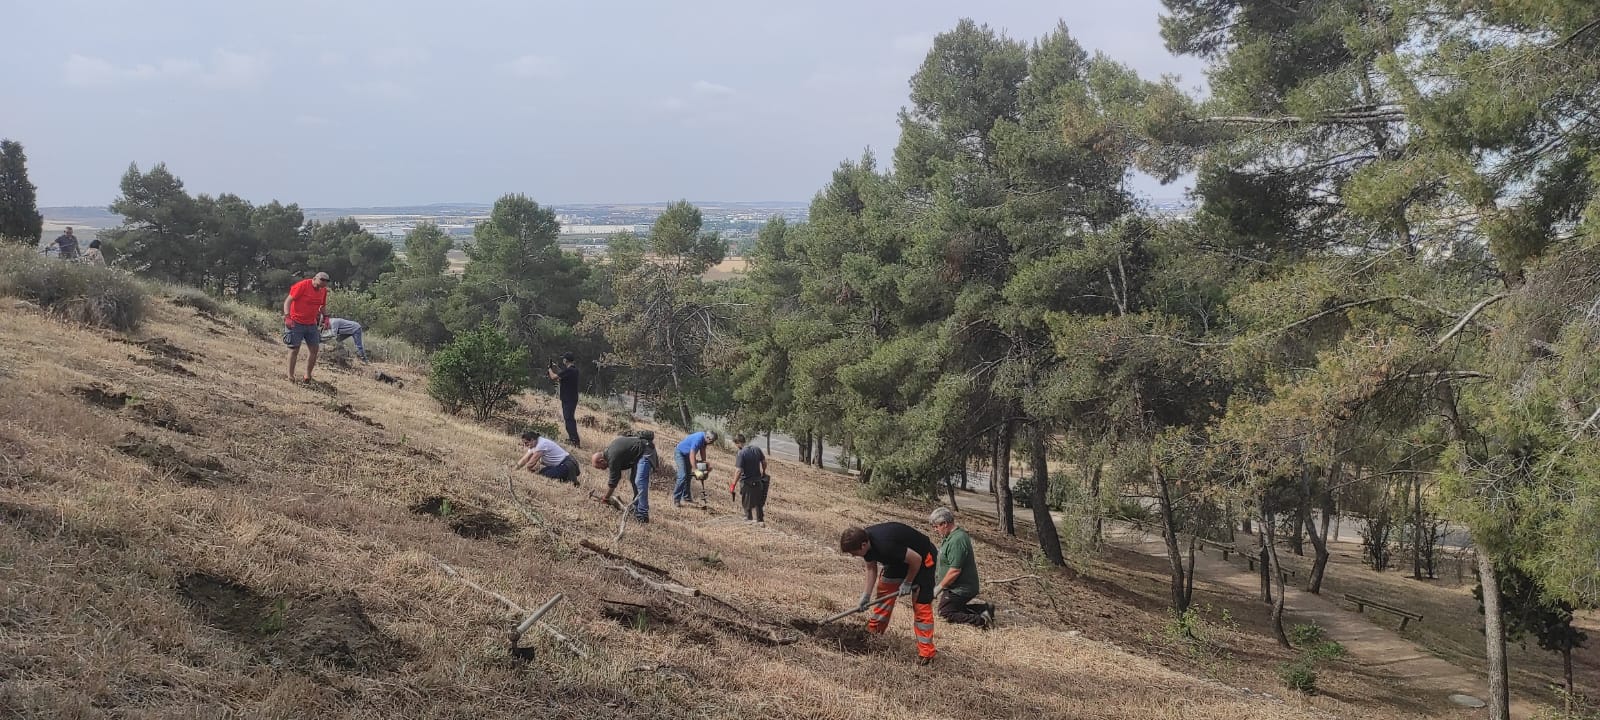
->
[561,351,575,361]
[314,272,330,281]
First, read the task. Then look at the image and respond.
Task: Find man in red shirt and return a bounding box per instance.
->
[282,272,331,382]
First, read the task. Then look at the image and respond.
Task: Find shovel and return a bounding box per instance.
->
[814,586,914,626]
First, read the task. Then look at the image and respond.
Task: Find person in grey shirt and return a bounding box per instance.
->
[324,317,367,362]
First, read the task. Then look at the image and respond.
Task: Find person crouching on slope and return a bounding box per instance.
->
[840,522,939,665]
[929,507,995,628]
[512,430,580,486]
[592,433,654,523]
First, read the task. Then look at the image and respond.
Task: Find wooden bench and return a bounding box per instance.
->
[1196,537,1235,561]
[1242,555,1299,583]
[1344,593,1424,630]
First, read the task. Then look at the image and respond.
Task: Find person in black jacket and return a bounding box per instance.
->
[547,352,581,446]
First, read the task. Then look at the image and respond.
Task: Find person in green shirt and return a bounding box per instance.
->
[929,507,994,628]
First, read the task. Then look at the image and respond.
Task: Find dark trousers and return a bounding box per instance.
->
[561,397,580,445]
[740,479,768,521]
[937,591,990,627]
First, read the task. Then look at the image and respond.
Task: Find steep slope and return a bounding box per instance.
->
[1,291,1442,719]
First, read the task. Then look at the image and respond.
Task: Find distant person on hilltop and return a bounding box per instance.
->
[81,239,105,265]
[52,227,80,259]
[672,429,718,508]
[282,271,330,383]
[324,317,367,363]
[929,507,994,629]
[840,522,940,665]
[546,352,581,446]
[592,431,656,523]
[731,433,768,523]
[512,430,580,486]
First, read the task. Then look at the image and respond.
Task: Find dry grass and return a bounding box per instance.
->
[0,293,1463,719]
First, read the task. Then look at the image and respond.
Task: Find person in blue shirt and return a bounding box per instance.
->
[672,429,718,507]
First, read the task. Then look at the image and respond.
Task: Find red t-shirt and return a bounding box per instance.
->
[286,279,328,326]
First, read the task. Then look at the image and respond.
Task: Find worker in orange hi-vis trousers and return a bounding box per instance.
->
[840,522,939,665]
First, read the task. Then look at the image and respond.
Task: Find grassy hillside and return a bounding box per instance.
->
[0,284,1456,719]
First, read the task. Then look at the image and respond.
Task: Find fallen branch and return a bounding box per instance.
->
[989,574,1042,585]
[608,563,699,597]
[601,597,654,609]
[581,539,673,577]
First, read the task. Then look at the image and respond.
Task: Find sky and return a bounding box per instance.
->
[1,0,1208,208]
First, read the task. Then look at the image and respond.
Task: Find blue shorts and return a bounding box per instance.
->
[283,323,322,348]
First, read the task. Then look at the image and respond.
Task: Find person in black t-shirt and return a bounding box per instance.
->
[840,522,939,664]
[591,433,654,522]
[547,352,581,446]
[730,433,768,523]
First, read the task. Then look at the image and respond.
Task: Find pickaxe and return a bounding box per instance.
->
[814,585,915,626]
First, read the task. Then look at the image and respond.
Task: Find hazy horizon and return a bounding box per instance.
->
[5,1,1207,208]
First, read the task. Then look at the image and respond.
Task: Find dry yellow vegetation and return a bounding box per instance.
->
[0,290,1461,719]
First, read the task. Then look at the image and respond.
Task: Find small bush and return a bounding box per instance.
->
[0,247,146,331]
[165,285,223,316]
[429,325,532,421]
[1278,660,1318,694]
[1307,640,1347,661]
[1289,623,1326,646]
[363,334,428,369]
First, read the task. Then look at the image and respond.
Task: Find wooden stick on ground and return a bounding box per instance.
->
[433,558,590,658]
[509,592,565,643]
[989,574,1042,585]
[580,539,673,577]
[608,563,699,597]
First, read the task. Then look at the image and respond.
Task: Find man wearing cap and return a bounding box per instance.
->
[672,429,717,507]
[283,272,331,383]
[546,352,581,446]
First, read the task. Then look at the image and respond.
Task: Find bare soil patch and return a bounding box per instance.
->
[408,495,515,539]
[132,355,196,377]
[788,618,873,654]
[328,403,384,429]
[601,602,716,645]
[74,383,194,433]
[113,432,236,485]
[116,336,200,362]
[176,572,405,673]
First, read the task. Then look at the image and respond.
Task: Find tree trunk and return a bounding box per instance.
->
[1290,495,1307,556]
[1258,525,1273,605]
[765,431,770,454]
[1563,646,1574,702]
[812,435,824,468]
[960,463,969,491]
[1242,517,1253,535]
[631,391,639,414]
[1265,508,1290,648]
[1090,458,1104,548]
[1154,467,1191,613]
[945,475,959,511]
[1478,550,1511,720]
[1306,465,1336,594]
[995,422,1015,536]
[798,431,811,464]
[1029,424,1066,566]
[1411,474,1424,580]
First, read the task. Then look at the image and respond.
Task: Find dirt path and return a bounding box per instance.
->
[947,489,1537,718]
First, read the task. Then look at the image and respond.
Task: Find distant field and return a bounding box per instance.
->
[703,257,749,281]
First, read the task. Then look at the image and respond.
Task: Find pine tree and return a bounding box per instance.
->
[0,139,43,245]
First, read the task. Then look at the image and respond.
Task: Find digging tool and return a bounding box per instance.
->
[814,585,914,626]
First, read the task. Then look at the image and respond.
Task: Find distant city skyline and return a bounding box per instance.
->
[6,1,1206,208]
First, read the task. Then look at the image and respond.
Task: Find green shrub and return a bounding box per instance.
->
[1307,640,1347,661]
[163,285,223,316]
[1289,623,1327,646]
[429,325,532,421]
[1277,659,1318,694]
[0,247,146,332]
[363,334,428,369]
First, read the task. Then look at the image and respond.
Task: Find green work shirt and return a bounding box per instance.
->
[935,527,980,599]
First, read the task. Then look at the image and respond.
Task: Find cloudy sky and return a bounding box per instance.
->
[2,0,1207,207]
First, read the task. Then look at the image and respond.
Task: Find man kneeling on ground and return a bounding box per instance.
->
[592,432,654,523]
[513,430,580,486]
[929,507,995,628]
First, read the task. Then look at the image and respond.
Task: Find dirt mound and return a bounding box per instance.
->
[408,496,515,539]
[113,432,235,485]
[788,619,873,654]
[298,379,337,396]
[329,403,384,429]
[132,355,196,377]
[177,572,404,672]
[117,336,200,362]
[448,511,515,539]
[74,384,194,433]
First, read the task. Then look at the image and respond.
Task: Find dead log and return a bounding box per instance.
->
[608,563,699,597]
